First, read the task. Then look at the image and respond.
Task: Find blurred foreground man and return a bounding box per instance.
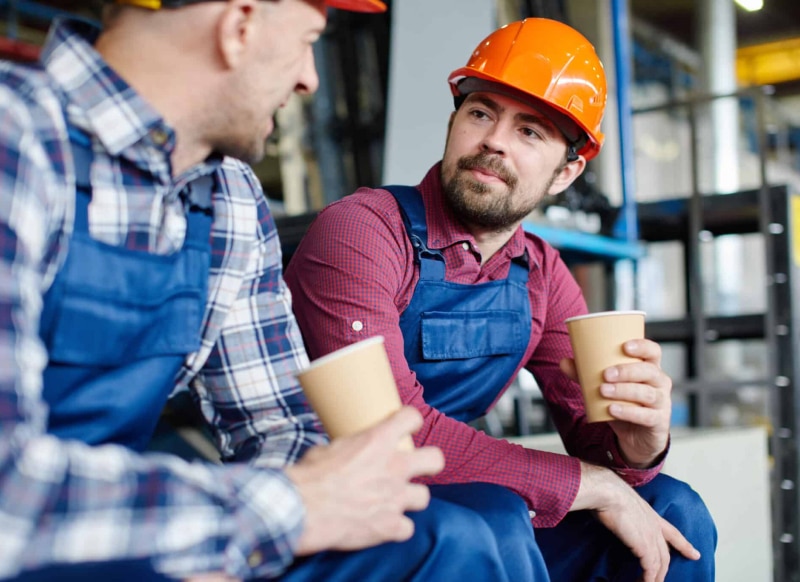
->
[0,1,526,580]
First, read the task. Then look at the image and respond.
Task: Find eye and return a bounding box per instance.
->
[520,126,543,140]
[468,108,492,122]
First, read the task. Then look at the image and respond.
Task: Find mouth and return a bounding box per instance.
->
[456,153,516,189]
[468,166,507,184]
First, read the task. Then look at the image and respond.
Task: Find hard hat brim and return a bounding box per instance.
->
[115,0,387,13]
[325,0,387,12]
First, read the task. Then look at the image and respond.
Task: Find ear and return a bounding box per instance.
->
[547,156,587,195]
[216,0,259,69]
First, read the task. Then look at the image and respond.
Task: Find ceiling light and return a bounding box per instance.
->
[734,0,764,11]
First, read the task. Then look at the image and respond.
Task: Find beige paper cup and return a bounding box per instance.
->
[296,336,414,450]
[565,310,646,423]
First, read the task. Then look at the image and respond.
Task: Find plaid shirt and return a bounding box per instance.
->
[285,163,664,529]
[0,19,325,579]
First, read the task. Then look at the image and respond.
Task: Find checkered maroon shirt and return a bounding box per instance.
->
[285,163,663,528]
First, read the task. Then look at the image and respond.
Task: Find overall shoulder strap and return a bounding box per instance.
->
[382,185,445,280]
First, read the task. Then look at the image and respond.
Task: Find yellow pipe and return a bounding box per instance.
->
[737,37,800,86]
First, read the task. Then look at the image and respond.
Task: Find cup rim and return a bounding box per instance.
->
[564,310,646,324]
[301,335,385,372]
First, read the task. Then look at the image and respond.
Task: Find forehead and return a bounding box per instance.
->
[262,0,327,30]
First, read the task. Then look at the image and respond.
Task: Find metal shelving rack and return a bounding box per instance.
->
[635,87,800,582]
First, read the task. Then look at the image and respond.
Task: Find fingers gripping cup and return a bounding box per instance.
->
[565,311,646,423]
[295,336,414,450]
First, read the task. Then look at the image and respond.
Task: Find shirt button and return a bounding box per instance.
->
[528,510,536,518]
[462,242,470,251]
[606,450,614,461]
[150,128,169,146]
[248,550,263,568]
[352,320,364,332]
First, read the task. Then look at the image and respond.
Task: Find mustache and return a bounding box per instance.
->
[456,153,517,187]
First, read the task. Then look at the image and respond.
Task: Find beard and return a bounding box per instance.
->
[212,128,268,166]
[442,152,556,231]
[207,75,274,165]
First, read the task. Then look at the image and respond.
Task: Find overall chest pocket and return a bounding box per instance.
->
[45,235,208,367]
[420,310,526,360]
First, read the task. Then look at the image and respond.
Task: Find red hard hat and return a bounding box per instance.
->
[448,18,607,160]
[325,0,386,12]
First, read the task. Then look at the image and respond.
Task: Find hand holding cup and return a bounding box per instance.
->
[565,311,646,423]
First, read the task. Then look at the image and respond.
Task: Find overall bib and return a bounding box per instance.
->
[389,185,532,422]
[39,126,213,452]
[11,126,214,582]
[387,186,549,580]
[386,186,717,582]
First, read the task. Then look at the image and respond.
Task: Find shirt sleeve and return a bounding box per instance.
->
[0,88,305,580]
[525,250,665,489]
[284,191,583,528]
[186,161,327,470]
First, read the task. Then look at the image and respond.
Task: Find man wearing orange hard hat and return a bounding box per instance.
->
[287,18,717,582]
[0,1,522,581]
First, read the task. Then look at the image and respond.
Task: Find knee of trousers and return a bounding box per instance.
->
[415,497,503,547]
[636,474,718,549]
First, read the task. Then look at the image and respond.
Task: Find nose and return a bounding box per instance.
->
[479,123,508,156]
[295,46,320,96]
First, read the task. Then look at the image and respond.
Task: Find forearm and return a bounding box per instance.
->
[0,428,304,579]
[412,401,582,527]
[191,177,327,467]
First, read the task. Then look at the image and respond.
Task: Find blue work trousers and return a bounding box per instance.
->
[536,473,717,581]
[10,483,533,582]
[11,476,715,581]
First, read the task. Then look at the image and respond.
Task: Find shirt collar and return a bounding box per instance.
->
[42,17,174,157]
[417,162,528,261]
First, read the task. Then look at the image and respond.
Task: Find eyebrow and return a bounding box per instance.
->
[468,94,559,138]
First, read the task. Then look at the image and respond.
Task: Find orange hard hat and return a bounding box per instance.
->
[448,18,607,161]
[115,0,386,13]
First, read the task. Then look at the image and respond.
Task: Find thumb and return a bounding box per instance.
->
[373,406,423,446]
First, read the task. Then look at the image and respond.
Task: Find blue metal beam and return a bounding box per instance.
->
[610,0,639,244]
[523,222,644,263]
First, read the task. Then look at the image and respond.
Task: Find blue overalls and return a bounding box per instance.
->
[386,186,717,582]
[17,133,516,582]
[38,128,213,452]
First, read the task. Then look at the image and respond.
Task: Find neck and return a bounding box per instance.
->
[94,26,215,177]
[469,223,520,265]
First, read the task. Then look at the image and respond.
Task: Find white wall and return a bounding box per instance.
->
[509,426,773,581]
[382,0,494,185]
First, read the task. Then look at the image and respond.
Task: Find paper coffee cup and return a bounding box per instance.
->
[296,336,414,450]
[565,311,646,423]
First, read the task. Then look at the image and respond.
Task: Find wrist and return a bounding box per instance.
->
[617,434,670,469]
[570,462,623,512]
